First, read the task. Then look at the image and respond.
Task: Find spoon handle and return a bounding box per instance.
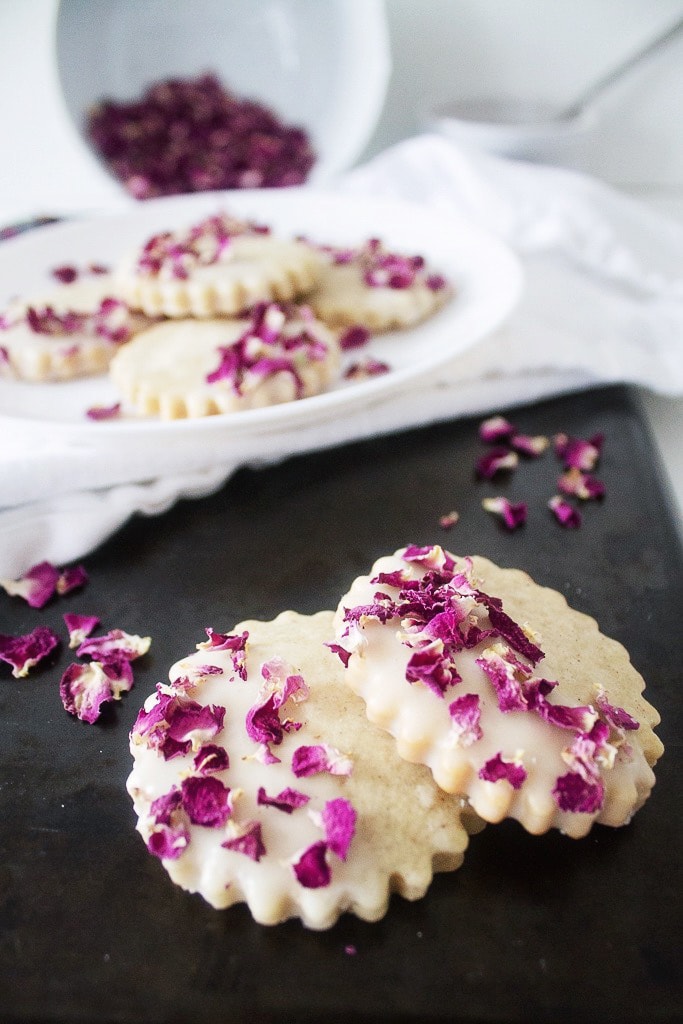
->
[565,15,683,119]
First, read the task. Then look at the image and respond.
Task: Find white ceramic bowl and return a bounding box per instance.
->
[55,0,391,185]
[0,0,390,221]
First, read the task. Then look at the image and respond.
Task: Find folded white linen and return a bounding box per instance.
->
[2,134,682,577]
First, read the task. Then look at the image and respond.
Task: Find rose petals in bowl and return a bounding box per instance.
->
[87,74,316,199]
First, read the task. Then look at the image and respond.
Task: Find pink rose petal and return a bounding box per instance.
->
[221,820,266,862]
[291,744,353,778]
[292,840,330,888]
[0,626,60,678]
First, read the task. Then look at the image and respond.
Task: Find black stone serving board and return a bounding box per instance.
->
[1,385,681,1024]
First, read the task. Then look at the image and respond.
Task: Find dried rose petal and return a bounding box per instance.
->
[199,627,248,680]
[478,752,527,789]
[0,626,60,678]
[0,560,59,608]
[147,788,190,860]
[324,643,351,667]
[339,325,371,350]
[405,638,459,696]
[291,744,353,778]
[477,646,531,713]
[548,495,582,528]
[319,798,356,860]
[343,357,390,380]
[510,433,549,458]
[552,771,604,814]
[482,496,528,530]
[557,467,606,501]
[193,743,230,774]
[87,74,315,198]
[59,660,119,722]
[132,687,225,757]
[222,820,266,861]
[245,693,292,748]
[63,613,101,649]
[292,840,330,888]
[594,687,639,732]
[56,565,88,595]
[474,592,544,665]
[180,775,232,827]
[439,510,459,530]
[553,432,603,471]
[147,825,189,861]
[479,415,516,444]
[257,786,310,813]
[86,403,121,421]
[448,693,483,746]
[475,447,519,479]
[77,628,151,663]
[51,264,79,284]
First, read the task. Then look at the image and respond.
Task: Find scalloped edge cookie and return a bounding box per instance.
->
[116,229,323,319]
[109,304,340,419]
[308,240,452,332]
[0,274,151,383]
[332,546,663,839]
[127,610,477,929]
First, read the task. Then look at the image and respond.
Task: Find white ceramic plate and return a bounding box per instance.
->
[0,188,522,443]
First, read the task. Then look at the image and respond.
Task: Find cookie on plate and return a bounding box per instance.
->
[332,545,663,839]
[308,237,452,332]
[109,302,340,419]
[115,212,322,318]
[0,273,151,382]
[127,610,478,929]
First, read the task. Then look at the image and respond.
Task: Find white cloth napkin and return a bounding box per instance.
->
[2,133,683,577]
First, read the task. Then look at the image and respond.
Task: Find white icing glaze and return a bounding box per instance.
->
[333,551,657,839]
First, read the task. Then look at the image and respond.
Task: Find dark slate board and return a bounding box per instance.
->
[1,385,681,1024]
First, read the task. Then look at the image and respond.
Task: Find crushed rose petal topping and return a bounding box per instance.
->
[340,546,641,816]
[292,840,330,888]
[135,212,269,278]
[257,785,310,813]
[198,628,249,679]
[222,820,267,862]
[205,302,328,397]
[291,743,353,778]
[478,752,528,789]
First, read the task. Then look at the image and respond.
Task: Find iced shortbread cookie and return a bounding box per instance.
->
[116,213,322,318]
[127,610,476,929]
[0,273,150,382]
[110,302,340,419]
[333,546,663,839]
[308,238,452,331]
